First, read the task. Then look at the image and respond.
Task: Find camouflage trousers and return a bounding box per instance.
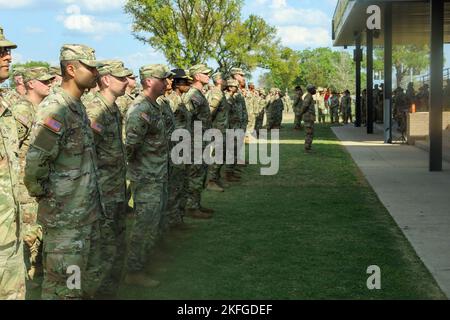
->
[186,163,208,210]
[303,113,315,150]
[96,202,127,296]
[343,108,352,123]
[294,112,303,129]
[18,178,42,280]
[126,180,168,273]
[318,109,326,123]
[246,113,257,135]
[0,240,26,300]
[208,136,226,183]
[330,108,339,123]
[166,165,188,227]
[41,222,101,300]
[255,111,265,132]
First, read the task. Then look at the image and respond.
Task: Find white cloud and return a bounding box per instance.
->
[122,48,168,72]
[0,0,34,9]
[277,26,331,48]
[58,5,124,39]
[63,0,126,12]
[272,8,330,27]
[270,0,287,9]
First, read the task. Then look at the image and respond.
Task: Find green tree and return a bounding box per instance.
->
[124,0,278,73]
[370,45,429,88]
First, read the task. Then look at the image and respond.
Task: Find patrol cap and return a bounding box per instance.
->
[49,66,62,77]
[97,60,130,77]
[23,67,55,83]
[248,82,255,87]
[12,66,26,77]
[189,64,212,77]
[60,44,104,68]
[124,68,136,78]
[226,79,239,88]
[306,84,316,91]
[211,72,222,82]
[140,64,174,80]
[171,68,192,80]
[230,67,245,76]
[0,26,17,49]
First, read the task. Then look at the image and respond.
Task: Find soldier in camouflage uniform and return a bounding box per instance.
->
[116,70,137,119]
[299,84,316,152]
[255,88,267,135]
[165,69,192,228]
[206,72,230,192]
[230,68,248,171]
[224,79,242,182]
[0,26,26,300]
[266,88,284,129]
[157,73,176,233]
[183,64,214,219]
[340,90,352,124]
[12,67,55,281]
[24,44,105,299]
[245,82,258,138]
[124,64,173,287]
[85,60,130,297]
[329,89,340,124]
[293,86,303,130]
[4,66,26,106]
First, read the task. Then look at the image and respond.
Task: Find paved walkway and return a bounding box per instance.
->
[332,124,450,299]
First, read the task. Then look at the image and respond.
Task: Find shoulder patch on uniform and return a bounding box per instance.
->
[91,121,104,134]
[141,112,150,123]
[43,117,62,133]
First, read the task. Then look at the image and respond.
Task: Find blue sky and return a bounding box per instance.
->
[0,0,339,81]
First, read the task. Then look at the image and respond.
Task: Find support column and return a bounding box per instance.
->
[429,0,443,171]
[354,33,362,127]
[384,2,393,143]
[367,29,374,134]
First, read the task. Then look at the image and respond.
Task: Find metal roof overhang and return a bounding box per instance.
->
[333,0,450,47]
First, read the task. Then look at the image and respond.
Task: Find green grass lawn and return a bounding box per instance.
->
[115,120,446,300]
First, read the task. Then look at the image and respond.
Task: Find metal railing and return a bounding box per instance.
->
[417,68,450,85]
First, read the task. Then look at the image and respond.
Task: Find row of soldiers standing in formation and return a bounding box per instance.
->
[0,24,318,299]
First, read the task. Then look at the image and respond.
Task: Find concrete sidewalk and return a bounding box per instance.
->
[332,124,450,299]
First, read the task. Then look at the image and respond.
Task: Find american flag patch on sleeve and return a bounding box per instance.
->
[43,117,62,133]
[91,121,104,134]
[17,115,30,126]
[141,112,150,122]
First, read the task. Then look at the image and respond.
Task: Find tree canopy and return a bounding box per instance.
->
[125,0,278,74]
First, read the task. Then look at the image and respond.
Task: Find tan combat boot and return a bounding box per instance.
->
[124,272,160,288]
[185,208,212,219]
[206,181,224,192]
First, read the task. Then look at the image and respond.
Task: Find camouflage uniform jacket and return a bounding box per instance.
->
[340,95,352,112]
[206,87,229,132]
[166,91,191,133]
[157,95,176,139]
[0,95,21,246]
[300,93,316,117]
[12,97,36,159]
[85,92,127,206]
[329,96,340,110]
[234,89,248,128]
[293,94,303,115]
[226,92,241,129]
[116,92,135,118]
[24,87,103,228]
[4,89,23,107]
[184,87,211,132]
[125,95,168,183]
